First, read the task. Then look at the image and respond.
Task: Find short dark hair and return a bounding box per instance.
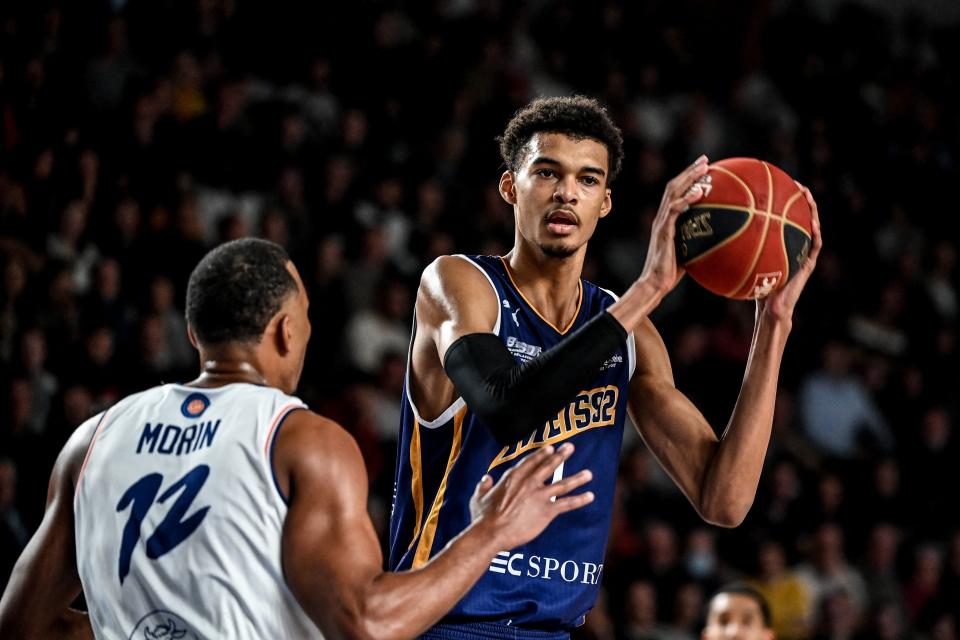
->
[707,583,772,628]
[186,238,297,346]
[498,95,625,182]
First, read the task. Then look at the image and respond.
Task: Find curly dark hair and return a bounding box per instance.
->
[498,95,625,182]
[186,238,297,346]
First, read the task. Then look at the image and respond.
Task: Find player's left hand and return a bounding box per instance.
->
[468,443,594,550]
[758,183,822,322]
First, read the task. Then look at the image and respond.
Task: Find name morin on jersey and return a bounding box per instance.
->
[136,420,221,456]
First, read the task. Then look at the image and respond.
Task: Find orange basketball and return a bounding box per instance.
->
[675,157,813,300]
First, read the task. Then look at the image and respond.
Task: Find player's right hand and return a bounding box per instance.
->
[639,155,711,297]
[758,182,822,323]
[468,443,593,550]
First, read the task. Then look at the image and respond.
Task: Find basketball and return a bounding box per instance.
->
[675,158,813,300]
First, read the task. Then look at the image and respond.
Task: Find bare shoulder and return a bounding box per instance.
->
[61,412,106,488]
[419,256,493,308]
[277,410,358,457]
[421,254,487,285]
[273,409,367,493]
[417,255,498,334]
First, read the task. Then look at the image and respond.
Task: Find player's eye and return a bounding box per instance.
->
[580,176,600,186]
[535,168,556,178]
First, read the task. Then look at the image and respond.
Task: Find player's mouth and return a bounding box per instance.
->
[545,209,579,235]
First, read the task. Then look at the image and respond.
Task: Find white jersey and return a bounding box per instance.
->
[74,382,323,640]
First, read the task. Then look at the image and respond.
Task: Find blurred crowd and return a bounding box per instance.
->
[1,1,959,638]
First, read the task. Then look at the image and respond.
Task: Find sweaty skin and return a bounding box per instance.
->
[412,132,822,527]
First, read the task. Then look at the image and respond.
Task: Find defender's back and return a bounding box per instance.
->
[74,382,321,639]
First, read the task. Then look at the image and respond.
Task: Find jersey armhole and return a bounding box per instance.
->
[599,287,637,379]
[451,254,502,335]
[403,254,501,429]
[73,407,114,500]
[266,404,308,505]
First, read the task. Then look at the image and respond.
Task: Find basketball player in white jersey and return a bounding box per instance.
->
[0,238,595,639]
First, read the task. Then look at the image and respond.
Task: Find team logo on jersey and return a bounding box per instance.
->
[506,336,541,361]
[488,551,603,585]
[129,610,198,640]
[180,393,210,419]
[488,384,618,470]
[600,354,623,371]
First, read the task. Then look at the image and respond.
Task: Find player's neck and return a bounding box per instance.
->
[505,243,584,330]
[187,347,271,389]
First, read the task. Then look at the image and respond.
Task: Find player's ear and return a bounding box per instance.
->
[599,188,612,218]
[186,325,198,350]
[277,314,293,356]
[499,171,517,205]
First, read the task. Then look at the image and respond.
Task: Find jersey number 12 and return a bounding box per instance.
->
[116,464,211,585]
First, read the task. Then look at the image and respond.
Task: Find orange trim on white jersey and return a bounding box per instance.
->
[263,403,306,456]
[74,407,114,497]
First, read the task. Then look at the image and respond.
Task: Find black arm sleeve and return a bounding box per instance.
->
[442,311,629,447]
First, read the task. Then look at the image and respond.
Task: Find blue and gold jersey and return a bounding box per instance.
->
[389,255,635,631]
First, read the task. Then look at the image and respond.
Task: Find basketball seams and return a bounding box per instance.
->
[682,161,757,269]
[726,162,774,298]
[688,203,810,234]
[779,190,804,280]
[781,190,804,221]
[681,207,755,267]
[710,165,756,209]
[685,159,812,300]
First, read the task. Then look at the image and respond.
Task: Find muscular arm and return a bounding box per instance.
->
[0,421,95,639]
[277,410,592,640]
[627,315,789,527]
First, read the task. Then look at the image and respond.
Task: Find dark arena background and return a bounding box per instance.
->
[2,1,960,638]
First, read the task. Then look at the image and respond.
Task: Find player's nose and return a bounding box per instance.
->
[552,176,578,203]
[723,625,745,640]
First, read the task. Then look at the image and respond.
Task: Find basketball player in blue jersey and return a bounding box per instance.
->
[389,96,822,638]
[0,239,594,639]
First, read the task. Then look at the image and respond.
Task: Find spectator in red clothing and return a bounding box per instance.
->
[903,544,943,623]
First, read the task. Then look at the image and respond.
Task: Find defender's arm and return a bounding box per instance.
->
[0,420,96,639]
[277,410,593,640]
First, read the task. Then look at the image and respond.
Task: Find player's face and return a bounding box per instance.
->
[282,262,312,392]
[702,594,774,640]
[501,132,612,259]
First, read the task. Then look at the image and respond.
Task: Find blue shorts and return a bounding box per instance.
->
[419,622,570,640]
